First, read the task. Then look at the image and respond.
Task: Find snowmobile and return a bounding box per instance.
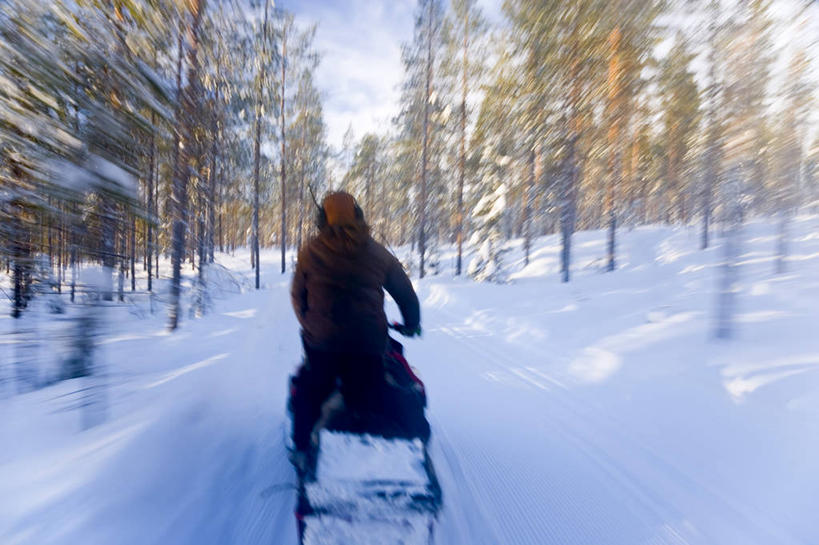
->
[286,325,442,545]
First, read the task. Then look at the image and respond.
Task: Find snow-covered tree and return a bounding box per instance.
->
[467,180,509,283]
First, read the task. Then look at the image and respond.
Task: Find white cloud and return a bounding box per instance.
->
[288,0,416,151]
[289,0,504,151]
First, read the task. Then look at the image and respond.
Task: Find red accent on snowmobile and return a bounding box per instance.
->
[390,349,424,389]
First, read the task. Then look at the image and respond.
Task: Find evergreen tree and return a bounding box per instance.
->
[505,0,607,282]
[658,33,701,226]
[444,0,487,275]
[251,0,272,290]
[169,0,206,330]
[467,50,518,282]
[700,0,723,250]
[289,68,327,250]
[343,135,384,232]
[773,49,813,273]
[398,0,448,278]
[602,1,661,271]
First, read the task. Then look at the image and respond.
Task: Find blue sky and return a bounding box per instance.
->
[285,0,503,152]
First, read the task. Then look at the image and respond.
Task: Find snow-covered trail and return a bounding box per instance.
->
[421,296,794,545]
[2,217,819,545]
[0,277,303,545]
[128,285,301,545]
[413,219,819,545]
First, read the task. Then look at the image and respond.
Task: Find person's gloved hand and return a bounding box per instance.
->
[393,323,422,337]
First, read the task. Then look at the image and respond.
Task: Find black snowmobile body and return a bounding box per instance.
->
[287,336,442,544]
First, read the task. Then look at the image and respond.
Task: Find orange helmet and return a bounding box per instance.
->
[322,191,362,226]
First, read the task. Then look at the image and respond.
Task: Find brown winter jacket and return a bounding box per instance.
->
[291,220,420,355]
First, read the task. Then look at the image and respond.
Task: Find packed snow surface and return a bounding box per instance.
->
[304,431,433,517]
[2,216,819,545]
[302,514,431,545]
[316,432,427,483]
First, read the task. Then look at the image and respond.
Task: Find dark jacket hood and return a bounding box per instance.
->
[315,219,370,255]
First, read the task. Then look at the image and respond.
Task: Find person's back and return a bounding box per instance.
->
[291,195,419,354]
[290,191,420,461]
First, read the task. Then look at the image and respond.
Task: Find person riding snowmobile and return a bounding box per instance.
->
[289,191,421,471]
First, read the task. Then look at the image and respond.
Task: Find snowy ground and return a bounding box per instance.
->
[1,216,818,545]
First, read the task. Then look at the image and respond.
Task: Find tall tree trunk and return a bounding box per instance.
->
[169,2,205,330]
[218,166,224,253]
[297,164,305,250]
[560,46,582,283]
[118,217,126,302]
[57,206,63,293]
[775,210,788,274]
[253,2,267,290]
[605,26,622,273]
[208,87,219,264]
[456,10,467,276]
[716,168,742,339]
[523,144,534,266]
[147,112,155,291]
[702,144,716,250]
[418,0,433,279]
[11,206,27,318]
[155,164,159,279]
[560,131,577,283]
[280,24,288,276]
[775,141,799,273]
[47,198,53,274]
[169,21,185,329]
[701,19,719,250]
[130,213,136,291]
[100,206,116,301]
[606,135,619,272]
[70,202,77,303]
[197,215,207,316]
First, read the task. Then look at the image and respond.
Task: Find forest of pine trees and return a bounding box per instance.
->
[0,0,328,330]
[1,0,817,333]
